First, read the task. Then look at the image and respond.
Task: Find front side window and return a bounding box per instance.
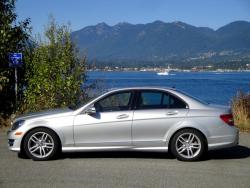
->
[95,91,132,112]
[137,90,187,109]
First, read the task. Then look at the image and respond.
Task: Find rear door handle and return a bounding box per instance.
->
[166,111,178,116]
[116,114,129,119]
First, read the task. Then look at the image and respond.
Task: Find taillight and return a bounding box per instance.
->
[220,114,234,126]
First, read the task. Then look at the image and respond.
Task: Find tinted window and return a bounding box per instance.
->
[137,91,187,109]
[168,94,187,109]
[141,92,163,106]
[95,91,132,112]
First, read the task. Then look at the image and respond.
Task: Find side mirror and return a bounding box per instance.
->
[85,106,96,115]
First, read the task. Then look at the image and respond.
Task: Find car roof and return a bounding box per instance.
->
[107,86,176,92]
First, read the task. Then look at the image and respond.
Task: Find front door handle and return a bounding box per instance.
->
[116,114,129,119]
[166,111,178,116]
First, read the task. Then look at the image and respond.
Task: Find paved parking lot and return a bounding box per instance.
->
[0,131,250,188]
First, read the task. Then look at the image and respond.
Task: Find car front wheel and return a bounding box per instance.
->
[23,128,59,161]
[170,129,206,161]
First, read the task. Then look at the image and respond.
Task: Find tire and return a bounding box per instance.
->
[23,128,59,161]
[170,129,206,161]
[18,150,29,159]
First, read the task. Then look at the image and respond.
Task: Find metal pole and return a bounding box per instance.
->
[15,67,17,103]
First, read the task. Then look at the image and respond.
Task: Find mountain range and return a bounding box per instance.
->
[71,20,250,64]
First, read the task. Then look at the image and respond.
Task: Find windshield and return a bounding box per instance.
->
[68,97,95,110]
[176,90,209,105]
[68,89,108,110]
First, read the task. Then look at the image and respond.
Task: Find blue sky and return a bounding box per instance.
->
[16,0,250,35]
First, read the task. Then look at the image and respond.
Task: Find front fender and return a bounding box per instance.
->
[21,116,75,147]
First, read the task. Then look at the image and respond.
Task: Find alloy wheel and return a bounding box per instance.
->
[175,132,202,159]
[27,132,55,159]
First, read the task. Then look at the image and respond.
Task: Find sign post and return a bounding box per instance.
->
[9,53,23,104]
[14,68,17,101]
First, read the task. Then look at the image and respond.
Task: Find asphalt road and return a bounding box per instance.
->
[0,131,250,188]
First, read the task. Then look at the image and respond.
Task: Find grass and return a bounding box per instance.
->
[0,116,11,133]
[0,116,11,127]
[231,91,250,132]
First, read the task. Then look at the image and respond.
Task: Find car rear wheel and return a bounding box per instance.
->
[23,128,59,161]
[170,129,206,161]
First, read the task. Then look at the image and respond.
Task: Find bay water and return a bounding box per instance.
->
[86,71,250,105]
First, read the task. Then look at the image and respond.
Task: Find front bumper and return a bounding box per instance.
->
[7,130,22,152]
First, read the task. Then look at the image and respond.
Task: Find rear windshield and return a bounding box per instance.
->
[176,90,209,105]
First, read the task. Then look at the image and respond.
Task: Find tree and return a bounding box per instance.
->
[22,18,86,112]
[0,0,30,117]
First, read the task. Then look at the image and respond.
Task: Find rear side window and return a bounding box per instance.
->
[137,90,187,109]
[168,94,187,109]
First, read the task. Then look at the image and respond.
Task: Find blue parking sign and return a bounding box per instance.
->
[9,53,23,67]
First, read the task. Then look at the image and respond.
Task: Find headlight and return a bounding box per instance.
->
[12,120,25,130]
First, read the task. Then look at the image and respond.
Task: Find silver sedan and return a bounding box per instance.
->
[7,87,239,161]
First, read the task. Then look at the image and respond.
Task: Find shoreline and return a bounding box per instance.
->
[87,69,250,73]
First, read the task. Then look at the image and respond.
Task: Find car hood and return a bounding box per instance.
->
[15,108,73,122]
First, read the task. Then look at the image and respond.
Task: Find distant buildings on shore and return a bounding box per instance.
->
[87,64,250,72]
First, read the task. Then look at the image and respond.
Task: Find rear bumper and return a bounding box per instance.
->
[207,128,239,150]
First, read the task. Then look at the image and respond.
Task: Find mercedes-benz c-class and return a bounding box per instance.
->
[8,87,239,161]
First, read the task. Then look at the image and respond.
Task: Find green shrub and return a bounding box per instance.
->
[21,18,87,113]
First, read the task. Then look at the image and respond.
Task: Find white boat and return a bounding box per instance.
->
[157,65,171,75]
[157,70,169,75]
